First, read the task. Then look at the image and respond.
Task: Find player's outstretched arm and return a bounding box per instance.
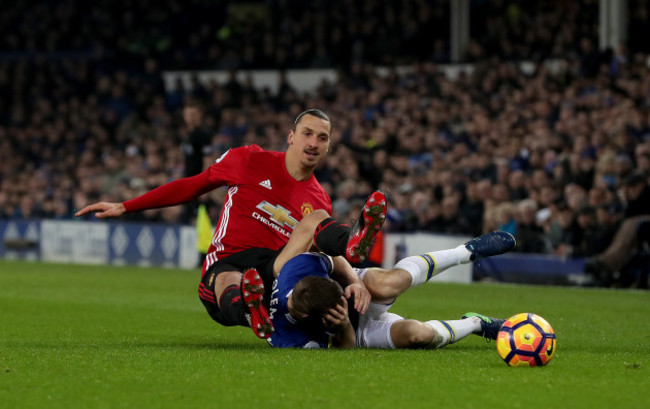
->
[75,202,126,219]
[76,171,219,219]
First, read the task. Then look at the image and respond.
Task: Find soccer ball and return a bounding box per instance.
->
[496,313,556,367]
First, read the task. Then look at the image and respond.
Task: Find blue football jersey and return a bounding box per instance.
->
[267,252,333,348]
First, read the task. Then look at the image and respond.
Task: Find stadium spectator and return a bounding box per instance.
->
[592,201,624,253]
[584,171,650,285]
[512,199,551,254]
[179,100,213,225]
[180,101,212,179]
[494,202,517,236]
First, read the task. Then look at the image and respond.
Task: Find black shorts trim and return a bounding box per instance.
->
[199,247,281,325]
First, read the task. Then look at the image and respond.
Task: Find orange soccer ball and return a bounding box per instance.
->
[496,313,556,367]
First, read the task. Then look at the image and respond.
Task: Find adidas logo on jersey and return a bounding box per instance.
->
[259,179,272,190]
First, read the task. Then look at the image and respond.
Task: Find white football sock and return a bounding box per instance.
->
[393,245,472,286]
[425,318,481,349]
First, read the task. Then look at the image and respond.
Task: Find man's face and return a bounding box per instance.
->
[183,107,202,127]
[287,114,331,168]
[624,183,644,201]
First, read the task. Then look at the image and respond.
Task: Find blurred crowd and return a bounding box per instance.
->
[6,0,644,70]
[1,0,650,277]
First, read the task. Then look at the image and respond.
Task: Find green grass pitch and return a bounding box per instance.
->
[1,259,648,409]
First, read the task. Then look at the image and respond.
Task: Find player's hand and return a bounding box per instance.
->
[325,297,356,349]
[344,282,370,315]
[75,202,126,219]
[323,297,350,329]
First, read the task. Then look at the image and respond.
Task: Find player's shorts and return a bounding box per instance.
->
[354,267,404,349]
[356,302,403,349]
[199,247,280,325]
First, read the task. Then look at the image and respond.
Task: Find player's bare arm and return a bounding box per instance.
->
[75,202,126,218]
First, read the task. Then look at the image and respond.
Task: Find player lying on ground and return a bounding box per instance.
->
[265,223,516,349]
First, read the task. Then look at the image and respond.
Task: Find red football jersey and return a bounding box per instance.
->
[123,145,331,273]
[202,145,331,270]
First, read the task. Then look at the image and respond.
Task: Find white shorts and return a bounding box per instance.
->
[356,302,403,349]
[355,268,404,349]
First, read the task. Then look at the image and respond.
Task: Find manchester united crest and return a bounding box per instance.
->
[301,203,314,215]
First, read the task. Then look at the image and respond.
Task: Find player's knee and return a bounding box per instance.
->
[311,209,330,219]
[214,270,242,300]
[303,209,329,224]
[405,321,435,347]
[295,209,329,233]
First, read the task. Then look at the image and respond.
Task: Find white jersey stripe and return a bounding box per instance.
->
[205,247,218,270]
[204,186,238,271]
[213,185,237,252]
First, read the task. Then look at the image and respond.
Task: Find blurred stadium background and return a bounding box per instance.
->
[1,0,649,288]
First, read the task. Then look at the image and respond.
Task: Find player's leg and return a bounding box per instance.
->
[357,232,515,348]
[200,248,279,339]
[240,268,273,338]
[359,313,498,349]
[389,320,437,348]
[273,193,387,275]
[213,270,243,307]
[420,317,491,348]
[357,305,484,349]
[212,268,273,339]
[199,268,249,328]
[389,230,516,290]
[459,312,506,340]
[313,190,387,263]
[359,267,410,304]
[391,315,500,349]
[272,209,330,276]
[359,259,475,305]
[360,231,515,302]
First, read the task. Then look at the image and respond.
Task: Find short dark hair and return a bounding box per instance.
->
[624,170,646,187]
[184,99,204,111]
[293,108,330,131]
[292,276,343,322]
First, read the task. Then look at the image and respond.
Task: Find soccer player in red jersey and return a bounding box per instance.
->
[75,109,379,339]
